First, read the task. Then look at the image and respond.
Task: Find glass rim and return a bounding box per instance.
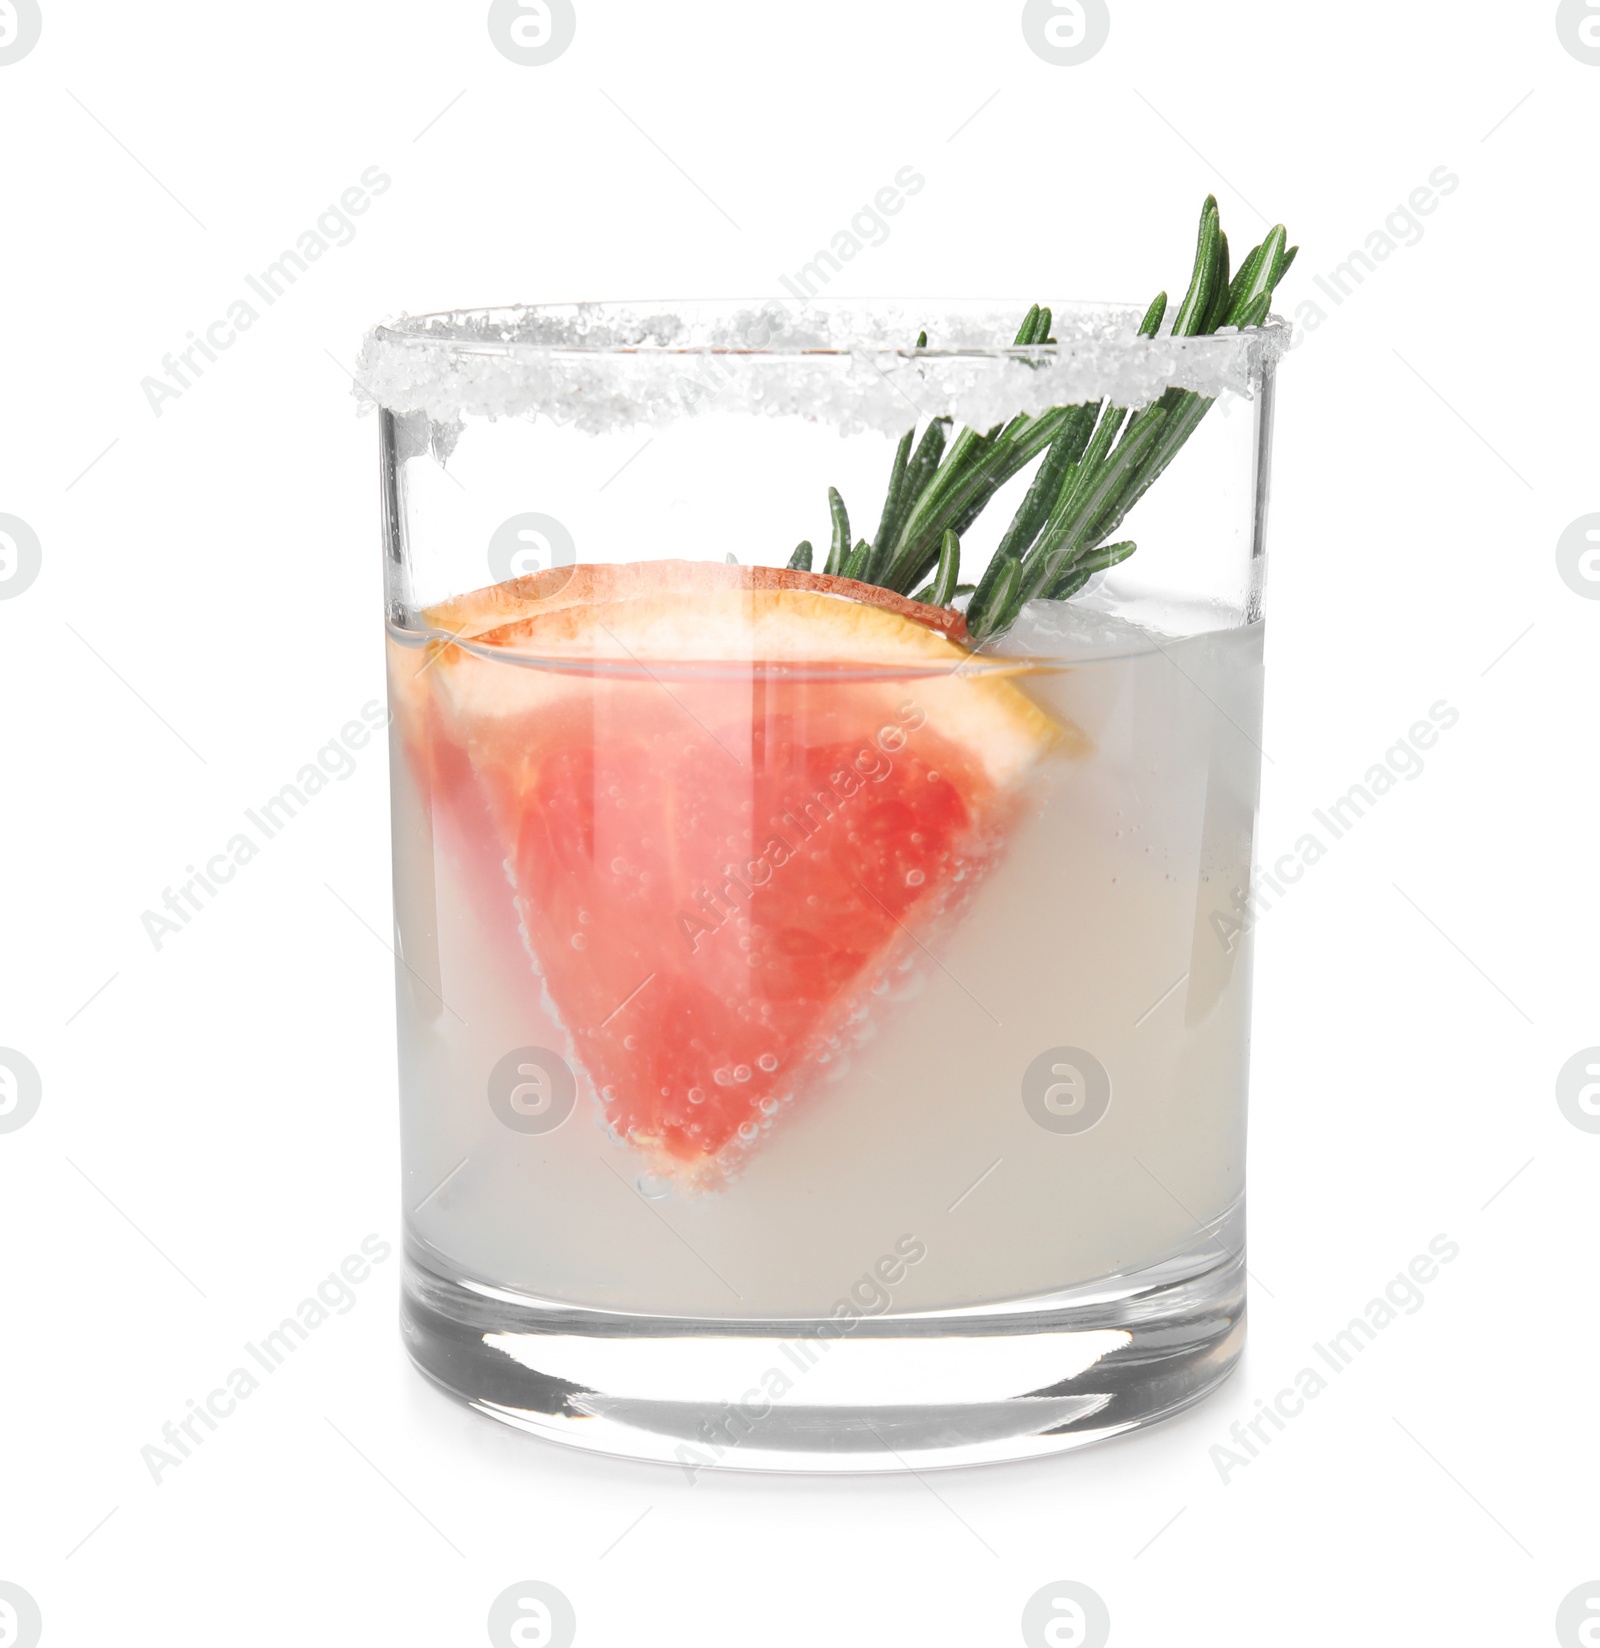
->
[370,298,1289,360]
[358,300,1288,431]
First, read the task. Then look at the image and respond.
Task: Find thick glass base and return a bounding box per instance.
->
[401,1208,1244,1474]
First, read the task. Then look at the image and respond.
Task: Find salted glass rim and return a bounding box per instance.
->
[359,300,1288,431]
[370,299,1289,360]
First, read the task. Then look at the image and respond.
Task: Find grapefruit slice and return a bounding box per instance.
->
[391,562,1075,1186]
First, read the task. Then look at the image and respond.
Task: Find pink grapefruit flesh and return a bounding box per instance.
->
[390,562,1072,1184]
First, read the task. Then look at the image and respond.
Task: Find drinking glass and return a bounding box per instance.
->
[362,300,1283,1471]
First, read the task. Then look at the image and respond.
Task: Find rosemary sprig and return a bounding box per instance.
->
[799,196,1296,643]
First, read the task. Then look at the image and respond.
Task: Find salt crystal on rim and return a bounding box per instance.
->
[355,300,1288,439]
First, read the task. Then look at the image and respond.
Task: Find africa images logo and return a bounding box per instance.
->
[487,0,577,65]
[1020,0,1110,65]
[0,0,42,66]
[0,515,41,600]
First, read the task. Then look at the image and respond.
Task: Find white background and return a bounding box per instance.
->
[3,2,1597,1644]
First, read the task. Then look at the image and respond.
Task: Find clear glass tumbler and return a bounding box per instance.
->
[360,300,1284,1472]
